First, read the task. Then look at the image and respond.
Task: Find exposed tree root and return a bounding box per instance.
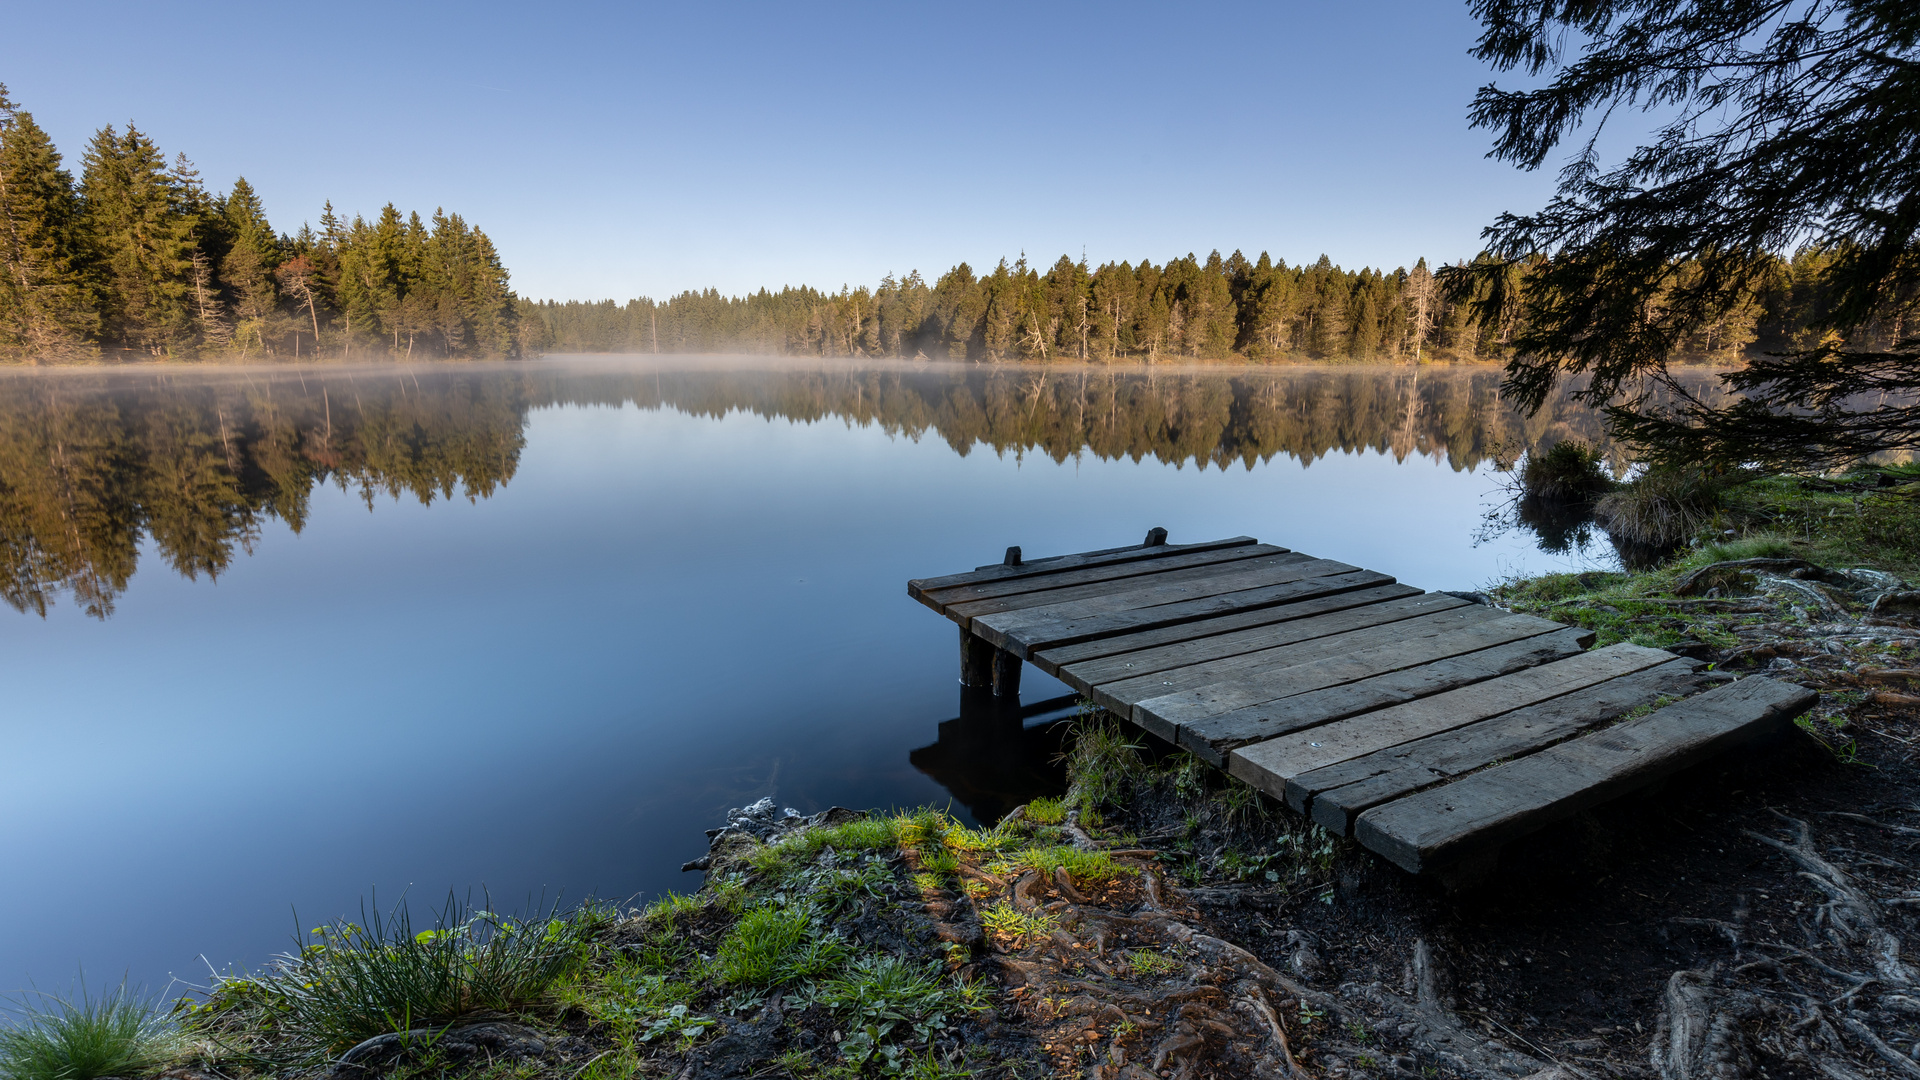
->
[1650,815,1920,1079]
[949,815,1567,1080]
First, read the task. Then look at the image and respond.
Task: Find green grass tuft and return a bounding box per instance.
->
[192,897,598,1065]
[715,906,847,987]
[989,845,1135,885]
[1060,707,1147,817]
[895,810,948,854]
[549,952,699,1031]
[917,847,961,875]
[1124,951,1184,977]
[1022,798,1066,826]
[0,984,178,1080]
[812,955,984,1030]
[1693,535,1798,563]
[977,904,1057,949]
[1593,467,1729,549]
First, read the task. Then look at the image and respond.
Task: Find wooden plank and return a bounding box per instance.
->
[920,543,1288,607]
[967,557,1365,645]
[1296,659,1708,834]
[1060,592,1468,688]
[1160,627,1594,759]
[1353,676,1817,874]
[1126,610,1566,734]
[943,549,1310,622]
[983,568,1397,659]
[1031,581,1423,673]
[1226,644,1677,802]
[1084,603,1506,713]
[907,536,1257,605]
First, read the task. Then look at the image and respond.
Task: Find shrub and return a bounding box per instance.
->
[1594,467,1727,549]
[194,898,596,1064]
[1518,440,1615,501]
[0,985,177,1080]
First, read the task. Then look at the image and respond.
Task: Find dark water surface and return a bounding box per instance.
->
[0,356,1622,995]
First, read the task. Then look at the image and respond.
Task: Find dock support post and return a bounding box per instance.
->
[991,648,1023,698]
[959,627,995,688]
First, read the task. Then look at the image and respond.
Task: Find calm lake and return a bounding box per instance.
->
[0,356,1626,996]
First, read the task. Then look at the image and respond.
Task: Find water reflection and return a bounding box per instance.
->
[1,358,1719,620]
[1,355,1681,996]
[907,690,1078,824]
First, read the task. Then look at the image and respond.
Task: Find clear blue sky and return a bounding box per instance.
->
[2,1,1566,302]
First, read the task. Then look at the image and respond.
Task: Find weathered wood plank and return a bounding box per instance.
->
[1060,592,1470,689]
[1158,627,1594,759]
[968,557,1365,646]
[983,568,1396,659]
[1353,676,1817,874]
[1226,644,1677,801]
[907,536,1258,609]
[1126,611,1568,738]
[942,548,1307,622]
[921,543,1288,607]
[1085,603,1508,714]
[1031,581,1423,674]
[1296,659,1708,834]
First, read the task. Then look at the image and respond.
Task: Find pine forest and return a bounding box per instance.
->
[0,84,1877,367]
[522,247,1877,366]
[0,86,521,361]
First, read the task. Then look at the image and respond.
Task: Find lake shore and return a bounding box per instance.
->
[15,467,1919,1080]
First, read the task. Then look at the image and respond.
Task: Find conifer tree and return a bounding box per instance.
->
[1463,0,1920,465]
[1402,258,1436,361]
[0,85,96,356]
[220,177,281,355]
[79,124,198,354]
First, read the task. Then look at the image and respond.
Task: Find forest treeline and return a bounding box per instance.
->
[522,247,1868,365]
[0,85,522,361]
[0,362,1722,618]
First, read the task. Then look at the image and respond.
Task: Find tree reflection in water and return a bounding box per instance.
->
[0,360,1724,619]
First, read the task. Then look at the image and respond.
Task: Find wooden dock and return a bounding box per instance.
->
[909,531,1816,882]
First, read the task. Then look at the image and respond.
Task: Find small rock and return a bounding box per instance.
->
[329,1022,553,1079]
[685,800,870,870]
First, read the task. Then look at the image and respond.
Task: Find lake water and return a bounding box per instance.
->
[0,355,1624,997]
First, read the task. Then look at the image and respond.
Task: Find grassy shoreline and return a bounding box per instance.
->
[7,465,1918,1080]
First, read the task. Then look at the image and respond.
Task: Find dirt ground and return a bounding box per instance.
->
[1052,595,1920,1080]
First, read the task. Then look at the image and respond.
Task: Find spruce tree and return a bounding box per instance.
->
[0,86,96,356]
[220,177,280,354]
[79,124,198,354]
[1463,0,1920,465]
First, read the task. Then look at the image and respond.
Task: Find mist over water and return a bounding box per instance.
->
[0,355,1644,995]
